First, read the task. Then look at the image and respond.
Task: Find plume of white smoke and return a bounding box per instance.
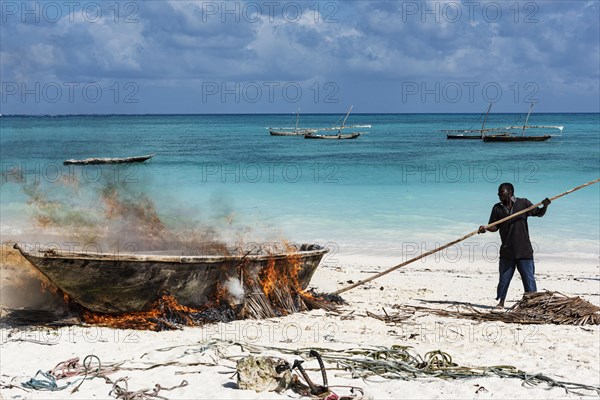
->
[224,276,245,305]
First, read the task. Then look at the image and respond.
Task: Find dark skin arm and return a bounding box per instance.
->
[479,225,497,233]
[478,197,550,234]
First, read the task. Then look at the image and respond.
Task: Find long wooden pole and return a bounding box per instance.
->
[333,178,600,295]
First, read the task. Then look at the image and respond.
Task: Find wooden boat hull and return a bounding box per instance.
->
[269,129,315,136]
[64,154,155,165]
[483,135,551,142]
[304,133,361,140]
[446,134,482,139]
[14,244,327,314]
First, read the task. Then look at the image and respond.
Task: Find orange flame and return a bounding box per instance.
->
[257,243,314,301]
[82,294,201,331]
[259,258,277,297]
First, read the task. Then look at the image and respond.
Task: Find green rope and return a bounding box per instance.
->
[212,340,599,396]
[22,370,70,391]
[21,354,106,393]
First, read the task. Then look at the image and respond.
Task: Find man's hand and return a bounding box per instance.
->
[542,198,551,207]
[478,225,486,234]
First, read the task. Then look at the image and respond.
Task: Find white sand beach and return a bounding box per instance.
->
[1,244,599,399]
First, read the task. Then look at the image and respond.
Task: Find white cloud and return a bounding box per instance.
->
[1,0,597,112]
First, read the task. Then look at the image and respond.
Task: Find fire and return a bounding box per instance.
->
[259,258,277,297]
[253,243,315,315]
[83,294,201,331]
[281,243,314,300]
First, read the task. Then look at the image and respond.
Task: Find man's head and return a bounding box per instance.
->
[498,183,514,202]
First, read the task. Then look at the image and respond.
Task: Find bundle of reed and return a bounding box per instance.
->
[240,279,338,320]
[510,291,600,325]
[240,280,283,319]
[392,291,600,325]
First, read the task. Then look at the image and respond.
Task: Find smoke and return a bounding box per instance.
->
[0,244,68,311]
[1,166,290,312]
[224,276,245,305]
[10,172,237,254]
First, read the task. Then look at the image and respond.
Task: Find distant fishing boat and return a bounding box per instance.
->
[304,132,361,140]
[305,105,365,140]
[445,103,509,139]
[269,109,316,136]
[483,103,561,142]
[63,154,155,165]
[14,243,327,314]
[483,135,551,142]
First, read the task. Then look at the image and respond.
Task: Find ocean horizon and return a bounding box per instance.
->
[2,112,599,117]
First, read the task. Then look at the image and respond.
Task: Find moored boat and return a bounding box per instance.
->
[446,132,484,139]
[484,103,561,142]
[444,103,512,140]
[14,243,327,314]
[64,154,155,165]
[270,128,316,136]
[269,109,316,136]
[483,134,551,142]
[445,103,497,140]
[304,105,365,140]
[304,132,361,139]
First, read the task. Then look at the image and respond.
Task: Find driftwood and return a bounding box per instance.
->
[366,308,414,323]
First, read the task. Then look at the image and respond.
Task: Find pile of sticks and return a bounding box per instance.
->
[509,291,600,325]
[241,280,340,320]
[392,291,600,325]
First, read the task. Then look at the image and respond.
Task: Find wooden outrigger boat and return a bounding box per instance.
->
[304,132,361,140]
[270,128,316,136]
[446,131,487,139]
[445,103,510,140]
[304,105,365,140]
[64,154,155,165]
[483,103,560,142]
[14,243,327,314]
[269,109,316,136]
[483,134,551,142]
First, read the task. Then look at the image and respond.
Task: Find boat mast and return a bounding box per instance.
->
[522,102,534,136]
[481,102,492,135]
[339,105,353,133]
[295,108,300,132]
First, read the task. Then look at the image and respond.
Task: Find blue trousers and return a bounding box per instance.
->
[497,258,537,301]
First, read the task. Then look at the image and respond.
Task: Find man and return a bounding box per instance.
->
[478,183,551,309]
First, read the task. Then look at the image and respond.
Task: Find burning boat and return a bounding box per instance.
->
[13,243,327,314]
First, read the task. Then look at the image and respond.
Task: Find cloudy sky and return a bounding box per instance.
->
[1,0,598,114]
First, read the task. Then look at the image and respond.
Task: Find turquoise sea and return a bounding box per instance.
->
[1,114,599,264]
